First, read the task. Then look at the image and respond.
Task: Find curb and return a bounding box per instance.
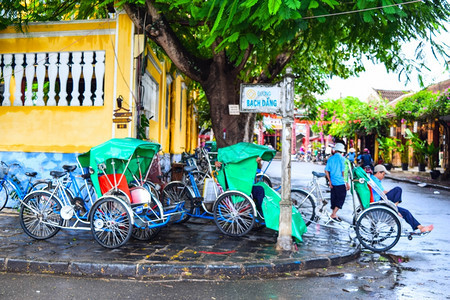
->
[0,247,360,280]
[386,175,450,192]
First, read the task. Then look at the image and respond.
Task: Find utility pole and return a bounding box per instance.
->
[276,67,294,251]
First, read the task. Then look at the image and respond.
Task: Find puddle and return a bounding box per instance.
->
[343,273,355,280]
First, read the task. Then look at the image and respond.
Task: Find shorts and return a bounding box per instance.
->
[330,184,346,209]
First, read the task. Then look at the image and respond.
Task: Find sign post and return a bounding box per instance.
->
[239,68,294,251]
[277,67,294,251]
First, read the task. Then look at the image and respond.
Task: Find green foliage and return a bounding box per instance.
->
[394,139,409,164]
[0,0,112,31]
[421,88,450,119]
[394,90,437,122]
[424,142,440,170]
[405,128,426,164]
[313,97,394,138]
[137,113,150,140]
[377,136,396,164]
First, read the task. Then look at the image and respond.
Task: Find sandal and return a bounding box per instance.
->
[331,216,342,222]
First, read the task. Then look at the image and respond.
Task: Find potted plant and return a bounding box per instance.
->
[377,136,396,170]
[424,142,440,179]
[405,129,426,171]
[396,142,409,171]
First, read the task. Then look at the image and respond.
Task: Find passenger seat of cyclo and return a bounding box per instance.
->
[98,173,132,201]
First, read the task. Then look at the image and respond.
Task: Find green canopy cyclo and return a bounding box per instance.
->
[213,142,307,241]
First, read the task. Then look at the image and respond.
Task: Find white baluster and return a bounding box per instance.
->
[94,51,105,106]
[13,54,24,106]
[58,53,69,106]
[35,53,46,106]
[2,54,12,106]
[71,52,82,106]
[24,53,35,106]
[82,51,93,106]
[47,53,58,106]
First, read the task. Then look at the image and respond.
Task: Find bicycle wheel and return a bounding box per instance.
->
[19,191,63,240]
[255,173,272,188]
[80,181,97,203]
[291,189,316,226]
[355,206,401,252]
[186,170,210,191]
[213,191,255,237]
[132,226,161,241]
[160,181,194,223]
[90,197,133,249]
[0,182,8,211]
[143,181,160,202]
[30,180,50,192]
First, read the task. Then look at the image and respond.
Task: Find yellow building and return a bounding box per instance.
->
[0,13,197,184]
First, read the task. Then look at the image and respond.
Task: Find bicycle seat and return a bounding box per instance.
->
[62,165,77,172]
[25,172,37,177]
[312,171,326,178]
[184,165,197,172]
[50,171,67,178]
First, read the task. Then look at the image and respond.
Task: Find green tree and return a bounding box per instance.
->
[2,0,449,148]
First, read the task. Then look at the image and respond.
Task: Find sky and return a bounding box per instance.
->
[320,29,450,101]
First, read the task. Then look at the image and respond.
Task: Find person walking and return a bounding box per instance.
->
[358,148,374,171]
[324,143,350,222]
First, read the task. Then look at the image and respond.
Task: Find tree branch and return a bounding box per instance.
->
[124,1,210,83]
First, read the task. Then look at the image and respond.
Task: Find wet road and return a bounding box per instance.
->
[265,160,450,299]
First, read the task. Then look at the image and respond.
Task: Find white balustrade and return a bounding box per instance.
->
[58,52,70,106]
[35,53,46,106]
[13,54,24,106]
[2,54,13,106]
[0,51,105,107]
[82,51,94,106]
[24,53,35,106]
[94,51,105,106]
[47,53,58,106]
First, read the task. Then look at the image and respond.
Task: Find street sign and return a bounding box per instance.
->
[113,118,131,123]
[113,112,132,118]
[228,104,240,115]
[240,84,282,113]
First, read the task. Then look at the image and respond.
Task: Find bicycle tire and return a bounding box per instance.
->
[255,173,272,188]
[291,189,316,226]
[160,181,194,223]
[0,182,8,211]
[355,206,401,252]
[213,191,255,237]
[90,197,133,249]
[19,191,63,240]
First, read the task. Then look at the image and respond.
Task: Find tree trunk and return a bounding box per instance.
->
[203,62,255,149]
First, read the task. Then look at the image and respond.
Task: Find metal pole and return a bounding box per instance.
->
[276,67,294,251]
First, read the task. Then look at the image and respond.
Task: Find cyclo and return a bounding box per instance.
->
[19,138,191,249]
[295,163,428,252]
[173,142,307,240]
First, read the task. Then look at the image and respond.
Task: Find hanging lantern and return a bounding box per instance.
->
[413,121,418,133]
[390,126,395,137]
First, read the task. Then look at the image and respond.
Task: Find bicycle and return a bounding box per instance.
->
[293,164,430,252]
[290,171,331,226]
[0,161,49,211]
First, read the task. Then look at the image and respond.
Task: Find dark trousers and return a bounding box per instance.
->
[330,184,346,209]
[251,185,265,213]
[386,186,420,230]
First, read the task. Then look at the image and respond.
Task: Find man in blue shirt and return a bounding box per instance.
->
[325,143,350,222]
[370,164,434,233]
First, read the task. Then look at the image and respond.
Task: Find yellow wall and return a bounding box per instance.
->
[0,16,198,155]
[0,19,123,153]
